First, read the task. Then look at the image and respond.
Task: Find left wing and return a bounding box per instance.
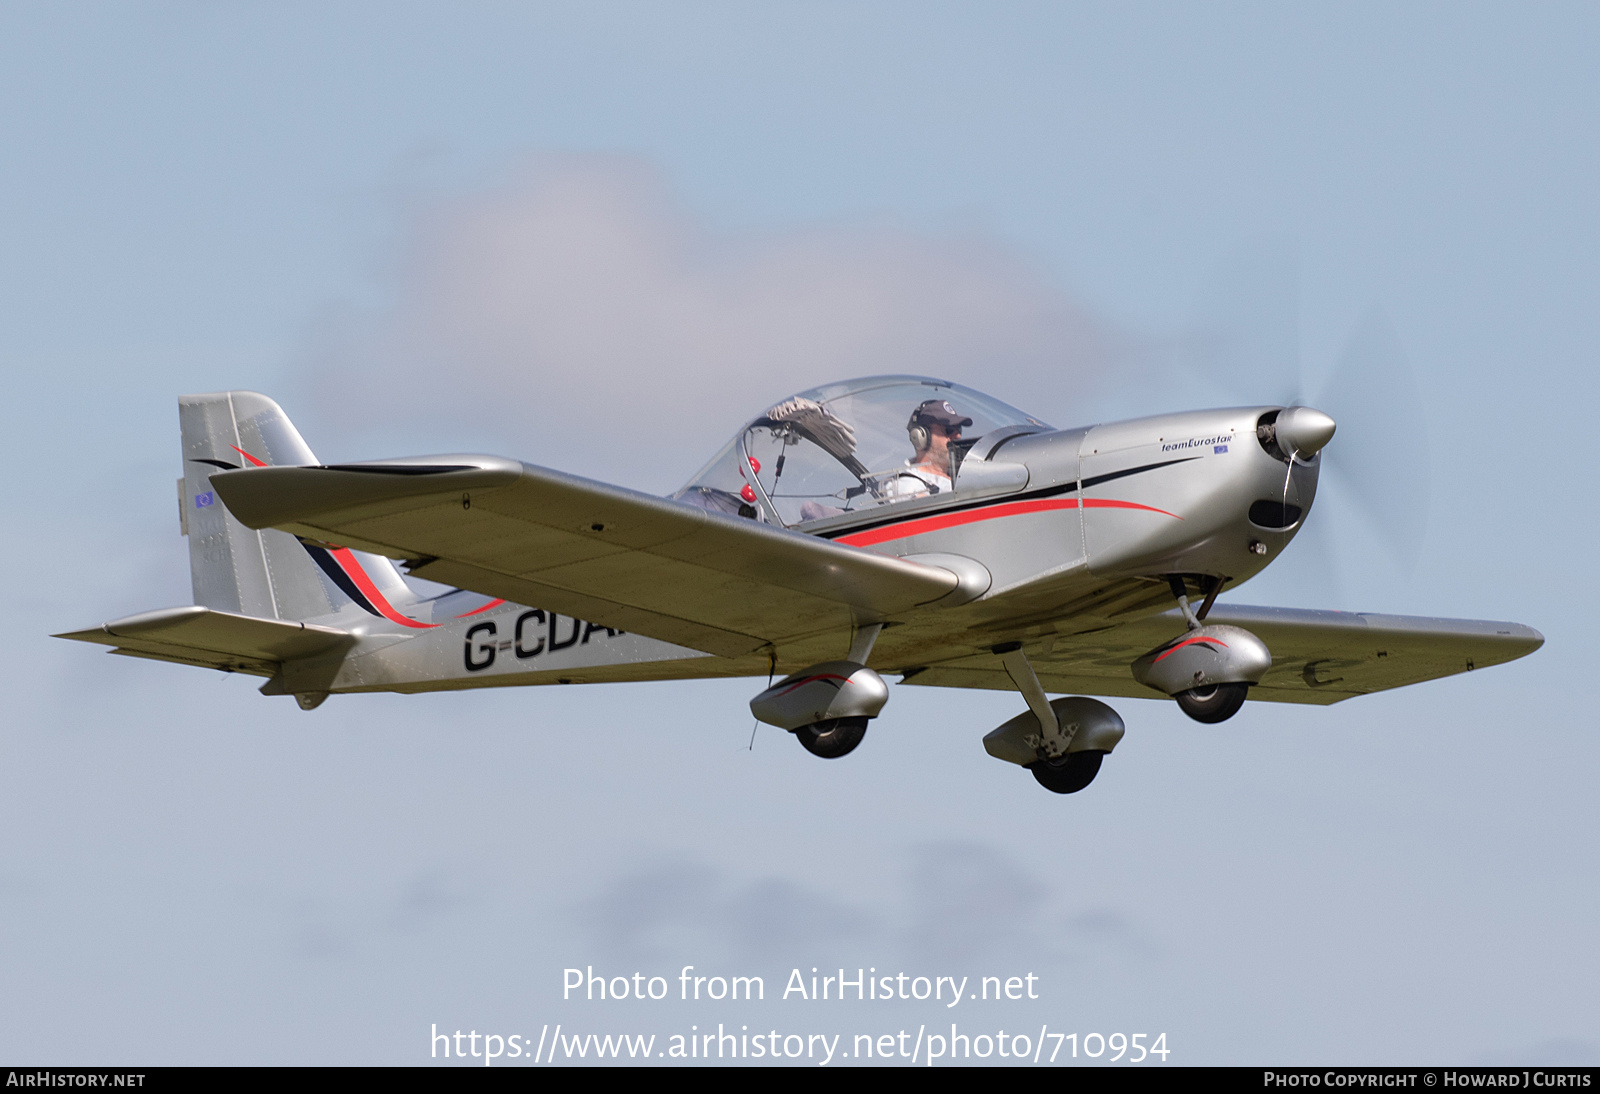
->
[209,456,961,658]
[902,603,1543,704]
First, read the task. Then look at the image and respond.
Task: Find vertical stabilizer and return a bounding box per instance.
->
[178,392,414,621]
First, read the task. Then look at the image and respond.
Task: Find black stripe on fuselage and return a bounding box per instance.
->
[816,456,1200,540]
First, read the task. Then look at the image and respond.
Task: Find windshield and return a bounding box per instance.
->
[673,376,1049,527]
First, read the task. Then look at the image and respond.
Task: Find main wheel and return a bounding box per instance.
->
[792,716,868,758]
[1028,750,1105,794]
[1174,681,1249,723]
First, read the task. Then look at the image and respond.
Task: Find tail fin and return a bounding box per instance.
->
[179,392,416,622]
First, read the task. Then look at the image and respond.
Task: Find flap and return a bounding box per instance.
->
[210,458,961,657]
[55,606,352,676]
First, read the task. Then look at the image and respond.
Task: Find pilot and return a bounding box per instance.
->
[886,399,973,499]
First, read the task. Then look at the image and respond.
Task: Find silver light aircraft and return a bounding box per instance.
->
[58,378,1542,794]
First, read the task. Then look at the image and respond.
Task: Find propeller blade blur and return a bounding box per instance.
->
[1313,309,1431,571]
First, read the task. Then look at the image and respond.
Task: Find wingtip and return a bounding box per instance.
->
[51,625,111,643]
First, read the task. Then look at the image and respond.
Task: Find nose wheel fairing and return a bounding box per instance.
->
[1131,621,1270,724]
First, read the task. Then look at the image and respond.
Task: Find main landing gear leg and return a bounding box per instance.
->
[993,642,1070,759]
[993,642,1106,794]
[847,622,882,665]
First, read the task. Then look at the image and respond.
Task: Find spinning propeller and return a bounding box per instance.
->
[1193,250,1432,600]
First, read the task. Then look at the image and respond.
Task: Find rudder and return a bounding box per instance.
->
[179,392,414,622]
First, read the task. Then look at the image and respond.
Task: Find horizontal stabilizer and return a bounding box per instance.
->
[54,606,352,677]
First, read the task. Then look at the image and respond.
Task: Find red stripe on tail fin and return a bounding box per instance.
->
[328,548,436,629]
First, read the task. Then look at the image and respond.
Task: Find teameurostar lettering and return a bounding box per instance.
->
[1162,434,1232,452]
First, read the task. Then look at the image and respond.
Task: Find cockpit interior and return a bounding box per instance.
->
[673,376,1051,529]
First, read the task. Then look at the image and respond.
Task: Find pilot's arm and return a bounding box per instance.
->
[883,467,949,500]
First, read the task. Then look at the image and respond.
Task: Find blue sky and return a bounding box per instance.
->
[2,2,1595,1065]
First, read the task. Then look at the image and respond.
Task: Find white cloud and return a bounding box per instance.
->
[307,155,1108,491]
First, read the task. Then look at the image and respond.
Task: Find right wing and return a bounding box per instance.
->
[902,603,1544,704]
[210,457,961,657]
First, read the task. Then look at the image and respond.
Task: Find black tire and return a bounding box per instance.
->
[793,716,868,759]
[1174,681,1249,723]
[1028,750,1105,794]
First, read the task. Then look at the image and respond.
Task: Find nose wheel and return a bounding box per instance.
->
[791,716,868,758]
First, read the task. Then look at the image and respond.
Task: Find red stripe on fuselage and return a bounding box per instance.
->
[833,497,1181,548]
[455,598,506,618]
[328,547,436,629]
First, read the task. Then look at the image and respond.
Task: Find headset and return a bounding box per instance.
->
[907,399,964,452]
[907,402,939,452]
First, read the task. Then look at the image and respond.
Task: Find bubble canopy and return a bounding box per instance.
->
[674,376,1051,528]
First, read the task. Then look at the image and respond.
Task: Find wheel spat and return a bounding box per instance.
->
[792,716,868,758]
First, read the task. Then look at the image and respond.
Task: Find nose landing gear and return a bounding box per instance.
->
[1173,682,1250,724]
[1131,577,1271,724]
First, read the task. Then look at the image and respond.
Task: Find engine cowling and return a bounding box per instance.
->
[1130,624,1271,696]
[749,661,889,730]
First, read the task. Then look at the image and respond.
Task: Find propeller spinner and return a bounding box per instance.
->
[1275,406,1336,459]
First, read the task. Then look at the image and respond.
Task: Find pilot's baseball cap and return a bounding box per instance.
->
[911,399,974,430]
